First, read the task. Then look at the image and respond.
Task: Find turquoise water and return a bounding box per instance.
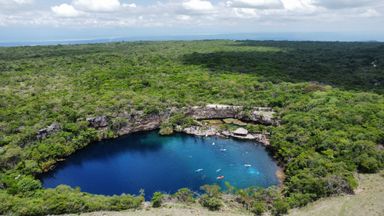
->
[42,131,279,199]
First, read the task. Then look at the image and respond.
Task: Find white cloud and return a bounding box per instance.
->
[0,0,33,7]
[281,0,314,10]
[177,14,192,20]
[50,0,138,18]
[51,3,82,17]
[226,0,283,9]
[313,0,378,9]
[73,0,122,12]
[122,3,137,8]
[232,8,260,18]
[13,0,33,4]
[360,8,380,17]
[182,0,215,12]
[0,0,383,35]
[280,0,320,14]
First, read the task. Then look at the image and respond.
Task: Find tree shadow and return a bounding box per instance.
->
[182,40,384,93]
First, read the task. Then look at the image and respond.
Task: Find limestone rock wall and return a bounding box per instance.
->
[36,104,277,146]
[187,104,278,125]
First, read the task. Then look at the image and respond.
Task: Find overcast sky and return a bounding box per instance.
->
[1,0,384,42]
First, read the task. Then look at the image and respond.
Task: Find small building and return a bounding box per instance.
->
[233,128,248,136]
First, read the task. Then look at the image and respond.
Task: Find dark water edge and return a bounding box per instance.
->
[41,130,279,199]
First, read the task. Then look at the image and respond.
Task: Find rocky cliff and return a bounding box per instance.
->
[37,104,277,146]
[186,104,278,125]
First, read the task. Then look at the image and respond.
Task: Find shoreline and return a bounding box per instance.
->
[38,104,284,190]
[39,129,285,199]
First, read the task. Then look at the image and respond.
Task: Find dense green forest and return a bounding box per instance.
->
[0,40,383,215]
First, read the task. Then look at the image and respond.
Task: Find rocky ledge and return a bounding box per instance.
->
[36,104,276,146]
[36,122,61,139]
[187,104,278,125]
[182,125,270,146]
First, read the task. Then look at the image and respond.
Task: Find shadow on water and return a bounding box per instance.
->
[182,40,384,93]
[41,131,214,180]
[41,131,165,176]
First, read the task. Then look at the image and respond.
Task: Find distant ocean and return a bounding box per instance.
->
[0,32,382,47]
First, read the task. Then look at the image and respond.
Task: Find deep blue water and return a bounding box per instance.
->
[41,131,279,199]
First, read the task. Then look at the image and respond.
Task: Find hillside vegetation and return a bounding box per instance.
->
[289,172,384,216]
[0,40,383,215]
[61,172,384,216]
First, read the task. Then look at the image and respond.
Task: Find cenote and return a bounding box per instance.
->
[42,131,280,199]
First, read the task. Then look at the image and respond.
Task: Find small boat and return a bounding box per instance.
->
[244,164,252,167]
[195,169,203,173]
[212,142,215,145]
[220,148,227,152]
[217,175,225,180]
[216,169,221,172]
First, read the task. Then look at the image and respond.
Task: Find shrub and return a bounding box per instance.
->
[174,188,194,203]
[200,184,221,197]
[169,113,196,128]
[199,184,223,211]
[251,201,267,215]
[3,174,41,195]
[272,199,289,216]
[151,192,164,208]
[357,155,380,173]
[199,195,222,211]
[159,122,174,135]
[286,193,315,207]
[16,176,41,195]
[0,191,14,215]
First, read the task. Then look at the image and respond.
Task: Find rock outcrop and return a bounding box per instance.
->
[84,105,276,146]
[86,116,108,128]
[187,104,243,120]
[116,111,171,135]
[187,104,278,125]
[233,128,248,136]
[37,123,60,139]
[35,104,276,147]
[183,126,219,137]
[248,108,276,125]
[182,125,270,146]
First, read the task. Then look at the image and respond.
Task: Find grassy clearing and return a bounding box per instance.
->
[288,172,384,216]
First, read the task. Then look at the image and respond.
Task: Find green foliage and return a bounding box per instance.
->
[159,122,174,135]
[0,40,383,214]
[173,188,194,203]
[234,186,282,214]
[0,185,143,215]
[200,184,221,197]
[224,181,236,193]
[199,195,222,211]
[356,154,381,173]
[151,192,164,208]
[168,113,196,128]
[2,174,41,195]
[272,199,289,216]
[251,201,267,215]
[199,184,223,211]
